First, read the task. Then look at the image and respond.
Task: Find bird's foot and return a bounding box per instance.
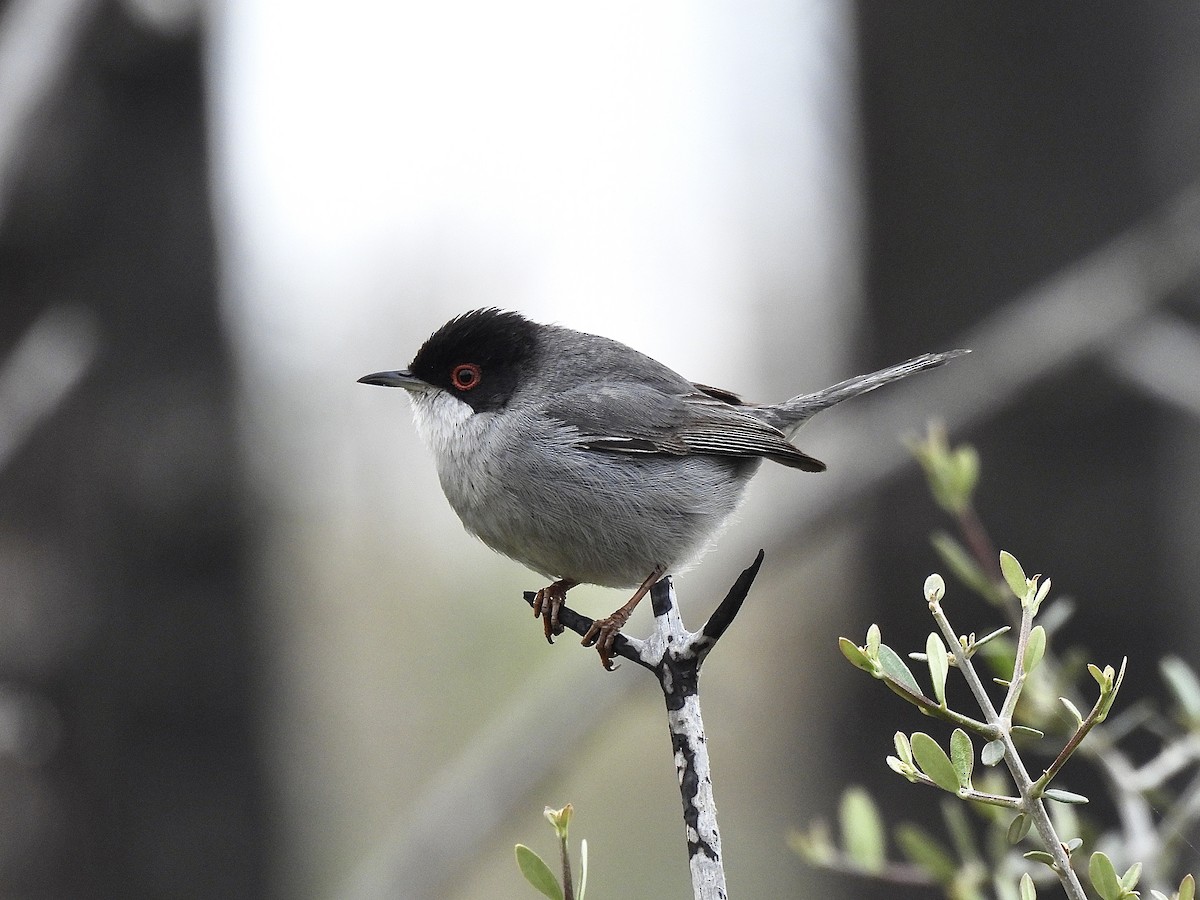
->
[532,579,576,642]
[581,564,666,670]
[580,608,632,670]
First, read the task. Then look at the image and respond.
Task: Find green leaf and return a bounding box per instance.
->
[939,800,978,869]
[999,551,1028,601]
[951,445,980,504]
[1023,626,1047,673]
[927,633,949,706]
[839,637,873,672]
[895,823,957,883]
[1097,657,1129,722]
[910,732,960,792]
[931,531,995,598]
[982,740,1005,766]
[1011,725,1045,740]
[924,573,946,603]
[1007,813,1032,844]
[1043,788,1089,805]
[949,729,973,790]
[1089,851,1123,900]
[544,804,572,839]
[1160,656,1200,725]
[1180,873,1196,900]
[786,822,835,865]
[1121,861,1142,891]
[878,644,924,698]
[578,839,588,900]
[867,624,881,658]
[910,426,976,515]
[1032,576,1052,613]
[1060,697,1085,726]
[972,626,1011,652]
[516,845,564,900]
[1023,850,1057,870]
[840,787,886,874]
[1019,872,1037,900]
[1088,663,1113,691]
[894,731,913,766]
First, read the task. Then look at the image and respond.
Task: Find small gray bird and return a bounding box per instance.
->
[360,308,964,668]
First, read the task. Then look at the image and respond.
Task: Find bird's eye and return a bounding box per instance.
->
[451,363,482,391]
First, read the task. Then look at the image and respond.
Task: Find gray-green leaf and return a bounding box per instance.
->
[840,787,886,874]
[927,632,949,706]
[578,839,588,900]
[1044,788,1089,805]
[999,551,1028,600]
[839,637,873,672]
[1023,625,1047,673]
[949,729,973,789]
[910,732,960,793]
[1007,813,1032,844]
[982,740,1005,766]
[931,531,995,599]
[878,644,924,698]
[1121,861,1142,891]
[1089,851,1122,900]
[515,845,564,900]
[1019,872,1037,900]
[895,823,957,883]
[1160,656,1200,726]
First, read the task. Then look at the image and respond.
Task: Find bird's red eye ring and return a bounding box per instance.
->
[451,363,482,391]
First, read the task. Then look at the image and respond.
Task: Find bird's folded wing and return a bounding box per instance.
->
[544,384,826,472]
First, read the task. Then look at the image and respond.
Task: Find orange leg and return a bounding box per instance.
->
[582,564,667,669]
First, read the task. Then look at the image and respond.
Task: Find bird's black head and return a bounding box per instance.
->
[408,308,543,412]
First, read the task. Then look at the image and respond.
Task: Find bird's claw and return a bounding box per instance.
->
[532,580,572,642]
[581,610,630,670]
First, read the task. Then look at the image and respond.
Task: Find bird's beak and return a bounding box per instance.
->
[357,369,429,391]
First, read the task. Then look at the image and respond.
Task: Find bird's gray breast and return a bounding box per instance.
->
[412,392,756,587]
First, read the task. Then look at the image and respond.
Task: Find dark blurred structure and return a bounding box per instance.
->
[0,2,266,897]
[858,7,1200,675]
[858,9,1200,607]
[836,4,1200,898]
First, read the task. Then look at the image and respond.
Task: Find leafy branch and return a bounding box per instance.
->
[797,427,1199,899]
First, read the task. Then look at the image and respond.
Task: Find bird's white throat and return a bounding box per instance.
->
[408,389,474,458]
[407,389,495,509]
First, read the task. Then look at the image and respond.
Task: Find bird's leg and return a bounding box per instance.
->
[532,578,577,642]
[582,564,666,670]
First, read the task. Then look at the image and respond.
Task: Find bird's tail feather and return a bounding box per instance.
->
[764,349,969,436]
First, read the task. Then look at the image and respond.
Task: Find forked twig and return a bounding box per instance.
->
[524,551,764,900]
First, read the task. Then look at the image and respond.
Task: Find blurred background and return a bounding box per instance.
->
[2,1,1200,897]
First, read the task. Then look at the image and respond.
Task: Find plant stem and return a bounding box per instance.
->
[560,832,574,900]
[928,600,1088,900]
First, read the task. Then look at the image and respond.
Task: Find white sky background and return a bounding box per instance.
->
[206,1,863,894]
[210,0,861,395]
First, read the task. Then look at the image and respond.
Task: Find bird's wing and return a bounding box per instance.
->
[542,383,826,472]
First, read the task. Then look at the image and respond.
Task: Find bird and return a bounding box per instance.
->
[359,308,966,668]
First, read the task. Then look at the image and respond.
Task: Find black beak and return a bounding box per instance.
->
[357,370,427,389]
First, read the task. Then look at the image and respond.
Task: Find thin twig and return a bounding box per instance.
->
[523,555,765,900]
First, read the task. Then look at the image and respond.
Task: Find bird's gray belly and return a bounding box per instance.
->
[442,449,758,588]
